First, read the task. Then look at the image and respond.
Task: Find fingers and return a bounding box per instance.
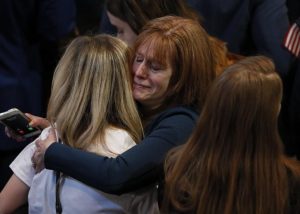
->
[35,137,41,149]
[35,137,49,151]
[5,127,26,142]
[5,127,12,138]
[48,127,57,139]
[25,113,50,129]
[32,151,37,170]
[32,144,45,173]
[25,113,37,126]
[32,154,43,173]
[32,128,57,173]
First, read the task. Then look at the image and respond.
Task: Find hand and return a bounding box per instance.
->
[4,113,50,142]
[5,127,26,142]
[25,113,50,129]
[32,127,57,172]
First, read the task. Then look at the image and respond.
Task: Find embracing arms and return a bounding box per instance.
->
[40,107,198,194]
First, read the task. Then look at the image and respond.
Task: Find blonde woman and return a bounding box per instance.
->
[0,35,159,213]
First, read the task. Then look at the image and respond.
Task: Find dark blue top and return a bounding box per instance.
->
[44,106,199,194]
[0,0,76,150]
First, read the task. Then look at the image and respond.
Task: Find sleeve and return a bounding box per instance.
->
[44,111,197,194]
[9,142,36,187]
[251,0,292,77]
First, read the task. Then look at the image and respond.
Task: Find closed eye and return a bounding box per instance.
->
[135,55,144,63]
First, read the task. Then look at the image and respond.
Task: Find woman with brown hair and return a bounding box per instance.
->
[164,56,300,214]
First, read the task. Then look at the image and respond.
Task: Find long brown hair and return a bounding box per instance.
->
[133,16,216,114]
[163,56,300,214]
[106,0,200,34]
[47,35,143,150]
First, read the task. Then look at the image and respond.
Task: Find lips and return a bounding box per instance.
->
[133,82,150,89]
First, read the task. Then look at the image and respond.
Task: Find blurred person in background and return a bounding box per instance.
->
[0,0,76,194]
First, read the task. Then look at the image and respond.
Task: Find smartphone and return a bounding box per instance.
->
[0,108,41,138]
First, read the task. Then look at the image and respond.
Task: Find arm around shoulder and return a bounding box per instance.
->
[44,107,199,194]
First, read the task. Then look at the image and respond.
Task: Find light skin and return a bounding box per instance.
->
[5,113,50,142]
[107,9,173,109]
[133,42,173,111]
[0,114,49,213]
[0,39,175,213]
[0,175,29,213]
[107,12,137,47]
[31,42,174,167]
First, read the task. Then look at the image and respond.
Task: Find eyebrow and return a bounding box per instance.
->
[135,52,157,62]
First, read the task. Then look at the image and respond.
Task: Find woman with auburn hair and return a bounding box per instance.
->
[163,56,300,214]
[132,15,215,120]
[28,16,215,207]
[0,35,156,213]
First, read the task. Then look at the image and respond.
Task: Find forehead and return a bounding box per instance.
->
[135,37,172,65]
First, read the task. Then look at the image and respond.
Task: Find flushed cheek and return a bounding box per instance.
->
[152,81,166,95]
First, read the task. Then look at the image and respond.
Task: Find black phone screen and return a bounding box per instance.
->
[2,114,38,135]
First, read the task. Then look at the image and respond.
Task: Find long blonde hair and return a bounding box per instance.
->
[47,35,143,149]
[164,56,300,214]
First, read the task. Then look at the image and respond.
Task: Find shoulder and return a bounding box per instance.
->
[151,106,199,124]
[144,106,199,143]
[87,127,136,157]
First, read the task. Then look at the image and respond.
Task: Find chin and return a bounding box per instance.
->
[134,95,148,104]
[133,93,142,101]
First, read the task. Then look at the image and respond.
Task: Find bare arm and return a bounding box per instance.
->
[0,175,29,214]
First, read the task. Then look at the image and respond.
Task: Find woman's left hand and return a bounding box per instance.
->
[32,128,57,172]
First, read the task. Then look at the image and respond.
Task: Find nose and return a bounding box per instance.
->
[134,62,148,79]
